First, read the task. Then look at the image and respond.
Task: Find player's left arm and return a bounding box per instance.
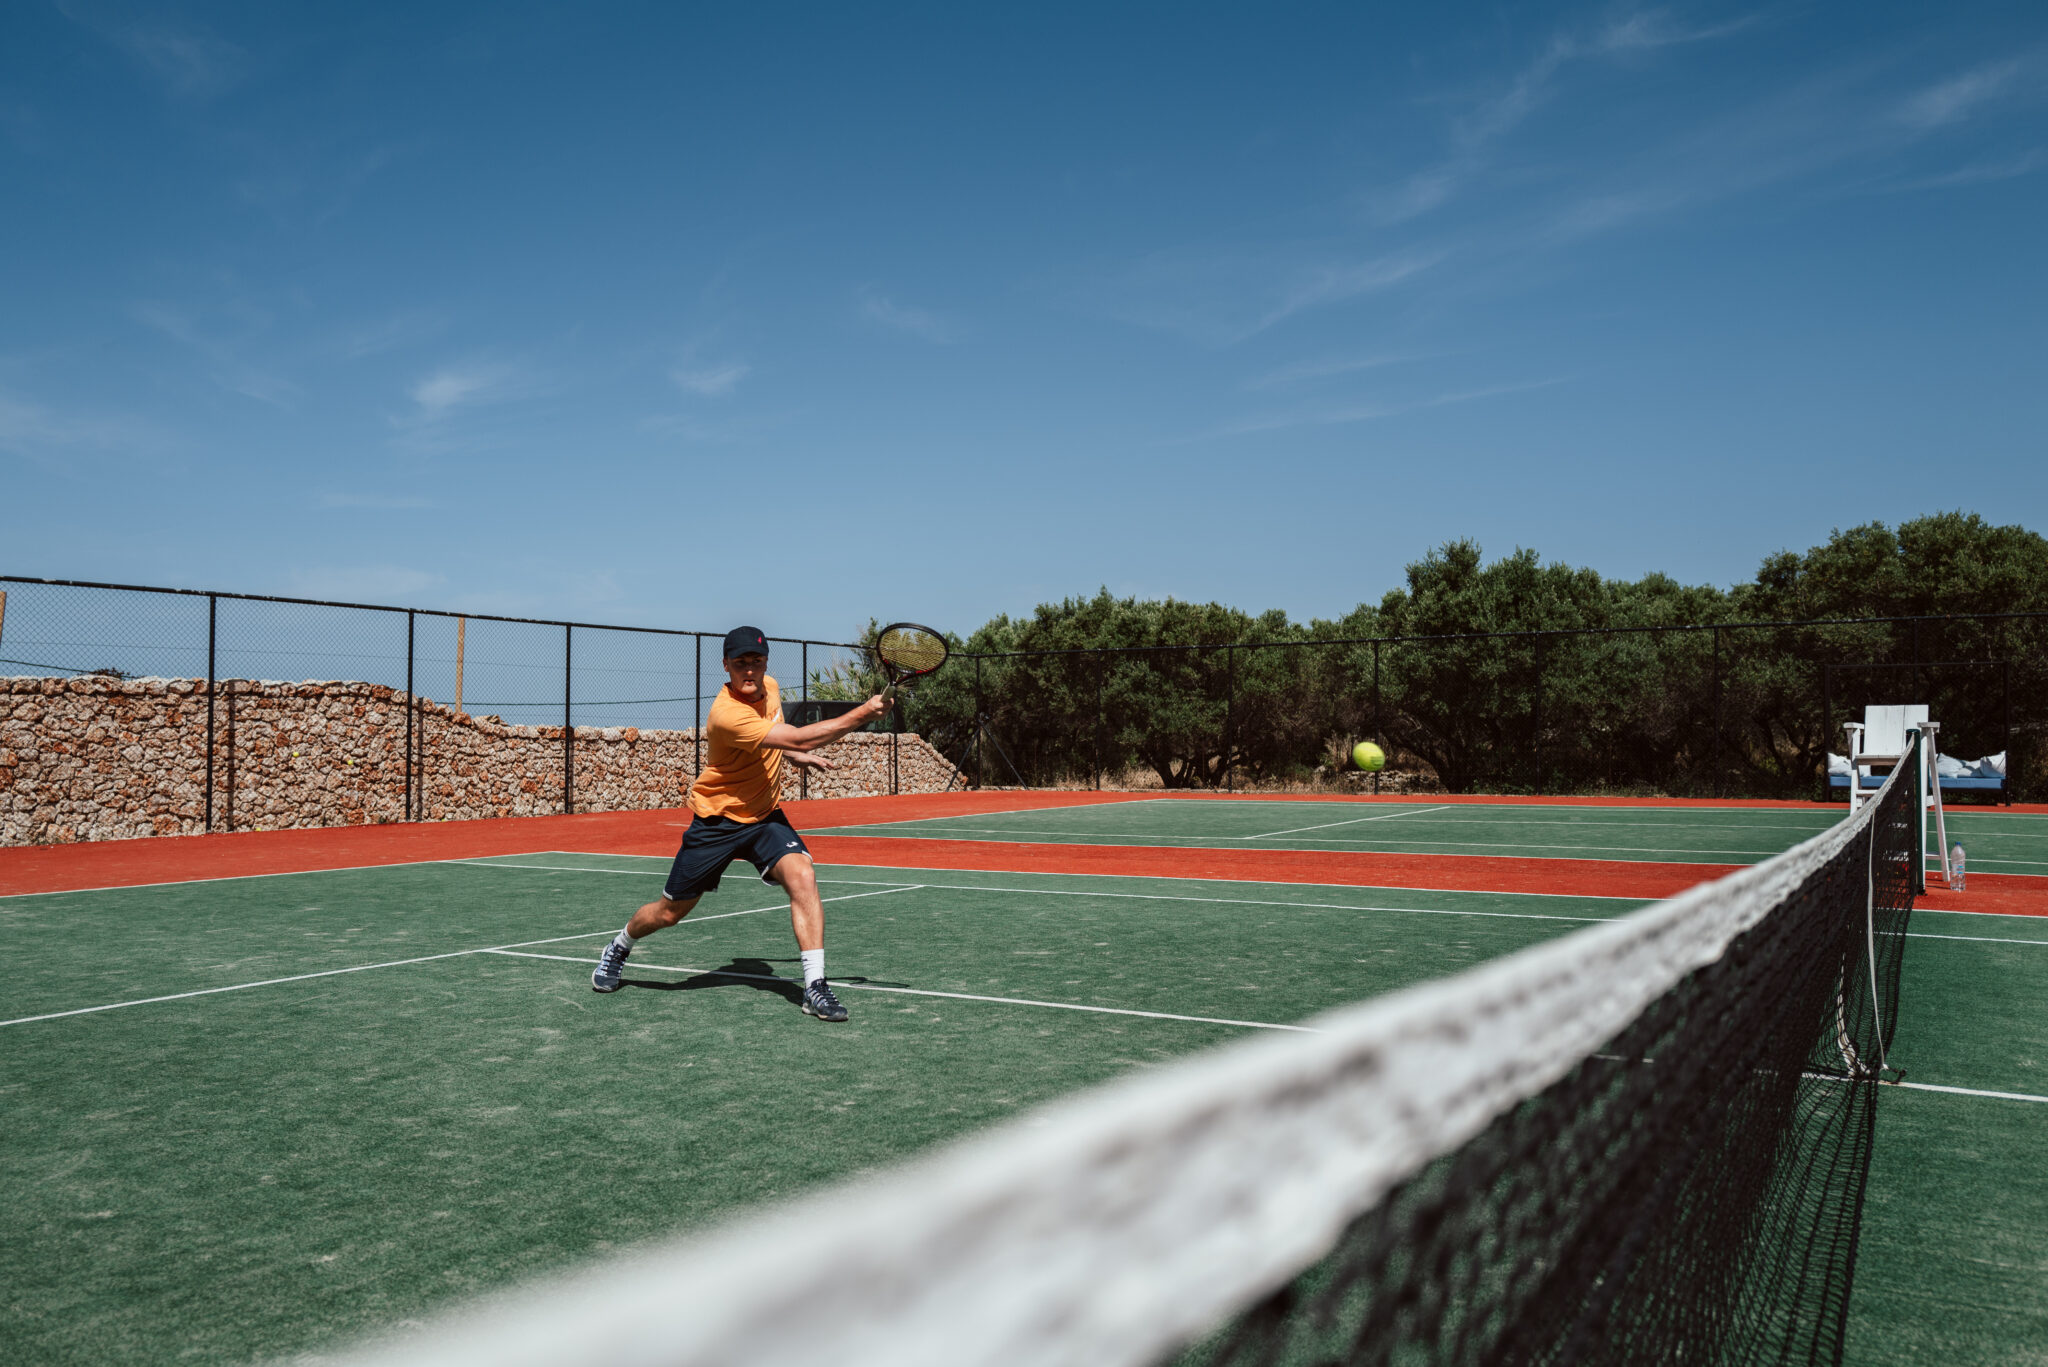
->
[784,750,837,771]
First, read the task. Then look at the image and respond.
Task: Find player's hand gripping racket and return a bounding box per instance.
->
[874,622,949,710]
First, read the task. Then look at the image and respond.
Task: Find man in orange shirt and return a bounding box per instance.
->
[592,626,889,1020]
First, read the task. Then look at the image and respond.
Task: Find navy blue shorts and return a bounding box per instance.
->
[662,810,810,900]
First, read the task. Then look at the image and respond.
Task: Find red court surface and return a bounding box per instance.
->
[1,790,2038,915]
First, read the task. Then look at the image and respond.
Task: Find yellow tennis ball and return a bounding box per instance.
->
[1351,741,1386,772]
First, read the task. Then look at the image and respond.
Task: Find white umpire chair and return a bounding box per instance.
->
[1841,704,1954,890]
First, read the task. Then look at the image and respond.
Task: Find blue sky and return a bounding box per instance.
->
[4,1,2045,640]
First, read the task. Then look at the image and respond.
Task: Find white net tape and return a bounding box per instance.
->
[322,784,1896,1367]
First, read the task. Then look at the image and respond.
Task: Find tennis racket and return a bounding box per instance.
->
[874,622,949,709]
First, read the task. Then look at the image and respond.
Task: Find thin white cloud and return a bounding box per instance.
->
[1896,61,2022,130]
[317,492,434,510]
[671,362,750,397]
[408,363,519,417]
[285,566,445,604]
[58,2,245,100]
[132,301,300,407]
[1094,248,1444,346]
[1246,353,1432,390]
[1368,9,1760,225]
[857,287,957,343]
[333,310,447,360]
[1884,147,2048,192]
[1213,377,1569,438]
[0,389,168,471]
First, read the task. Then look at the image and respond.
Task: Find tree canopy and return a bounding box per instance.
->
[833,514,2046,800]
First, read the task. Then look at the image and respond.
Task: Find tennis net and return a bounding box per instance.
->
[331,739,1920,1367]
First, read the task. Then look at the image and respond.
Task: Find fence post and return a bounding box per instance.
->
[2003,660,2013,806]
[1095,660,1104,791]
[1372,640,1381,797]
[563,624,574,815]
[974,655,983,789]
[205,594,217,832]
[1712,628,1723,800]
[694,634,703,779]
[800,642,809,802]
[1532,635,1545,796]
[1224,645,1235,793]
[1820,664,1832,803]
[405,610,416,822]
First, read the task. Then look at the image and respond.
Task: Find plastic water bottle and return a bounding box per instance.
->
[1950,844,1966,891]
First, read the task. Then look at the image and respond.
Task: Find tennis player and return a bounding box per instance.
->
[592,626,889,1021]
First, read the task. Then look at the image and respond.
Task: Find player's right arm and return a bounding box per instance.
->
[762,694,890,753]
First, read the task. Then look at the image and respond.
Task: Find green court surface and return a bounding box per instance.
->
[1,853,2042,1364]
[813,798,2048,871]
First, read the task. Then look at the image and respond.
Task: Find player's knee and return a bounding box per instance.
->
[776,854,816,892]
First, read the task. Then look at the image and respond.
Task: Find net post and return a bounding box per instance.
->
[204,593,216,833]
[405,610,415,822]
[563,624,574,815]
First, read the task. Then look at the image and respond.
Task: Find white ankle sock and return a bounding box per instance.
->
[614,929,638,951]
[801,949,825,985]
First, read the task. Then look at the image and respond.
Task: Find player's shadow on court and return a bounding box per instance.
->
[624,957,903,1000]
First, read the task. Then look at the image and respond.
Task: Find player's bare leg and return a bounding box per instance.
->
[773,854,846,1021]
[627,893,702,938]
[593,892,702,992]
[772,854,823,951]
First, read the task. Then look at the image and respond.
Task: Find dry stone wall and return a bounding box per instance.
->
[2,676,961,845]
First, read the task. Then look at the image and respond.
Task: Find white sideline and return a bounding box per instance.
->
[1237,804,1451,839]
[0,928,614,1028]
[459,862,1616,925]
[485,949,1317,1034]
[0,885,924,1029]
[812,826,1795,859]
[1898,1081,2048,1104]
[457,859,2048,939]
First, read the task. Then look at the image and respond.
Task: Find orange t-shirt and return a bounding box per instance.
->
[687,676,784,822]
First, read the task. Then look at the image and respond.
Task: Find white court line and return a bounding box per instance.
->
[484,949,1316,1033]
[1239,804,1452,840]
[1898,1081,2048,1104]
[1904,932,2048,946]
[504,853,2048,919]
[816,826,1789,860]
[505,855,1660,903]
[462,862,1613,925]
[462,860,2048,941]
[0,855,497,901]
[0,927,614,1029]
[0,885,926,1030]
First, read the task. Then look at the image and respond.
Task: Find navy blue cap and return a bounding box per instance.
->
[723,626,769,660]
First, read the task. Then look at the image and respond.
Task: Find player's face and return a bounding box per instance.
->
[724,652,768,699]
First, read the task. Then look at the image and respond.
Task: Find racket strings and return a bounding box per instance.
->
[877,627,947,676]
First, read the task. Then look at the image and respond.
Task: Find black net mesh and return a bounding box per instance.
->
[1172,737,1920,1367]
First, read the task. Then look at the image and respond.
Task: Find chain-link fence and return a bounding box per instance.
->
[7,576,2041,843]
[0,576,865,841]
[909,612,2045,802]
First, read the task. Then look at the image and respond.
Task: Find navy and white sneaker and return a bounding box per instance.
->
[801,978,849,1022]
[592,939,632,993]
